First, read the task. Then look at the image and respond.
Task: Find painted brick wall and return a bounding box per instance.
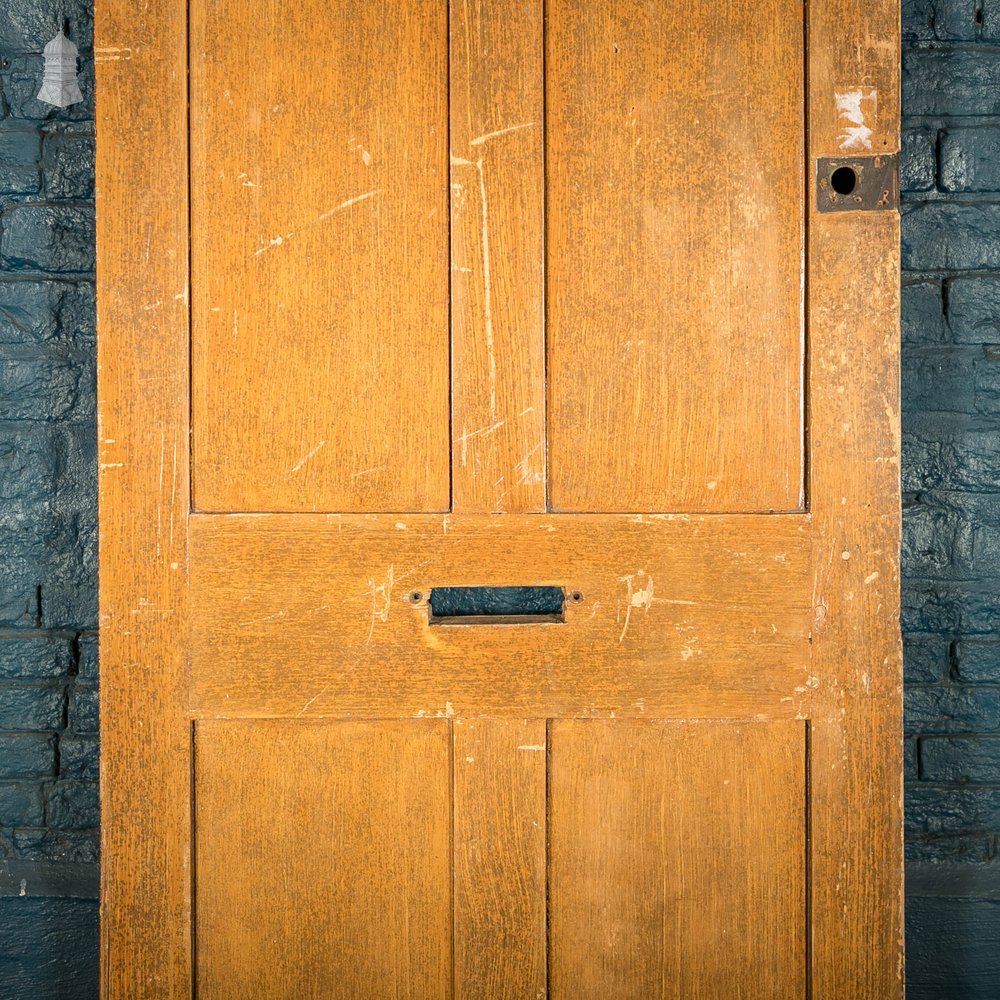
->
[1,1,998,997]
[902,0,1000,996]
[0,3,99,998]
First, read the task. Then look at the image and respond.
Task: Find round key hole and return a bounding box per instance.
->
[830,166,858,195]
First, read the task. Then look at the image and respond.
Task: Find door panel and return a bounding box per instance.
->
[190,0,450,513]
[194,719,452,999]
[549,720,806,1000]
[546,0,805,512]
[188,513,812,719]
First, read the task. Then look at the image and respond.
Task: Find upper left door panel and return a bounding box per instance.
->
[190,0,450,513]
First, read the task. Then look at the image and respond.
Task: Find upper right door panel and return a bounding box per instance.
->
[546,0,805,513]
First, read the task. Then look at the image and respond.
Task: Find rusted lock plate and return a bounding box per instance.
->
[816,155,898,213]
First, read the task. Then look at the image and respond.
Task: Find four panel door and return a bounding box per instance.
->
[96,1,903,997]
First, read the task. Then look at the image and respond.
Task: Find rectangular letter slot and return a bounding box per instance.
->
[428,586,567,626]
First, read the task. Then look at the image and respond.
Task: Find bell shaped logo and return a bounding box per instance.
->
[37,29,84,108]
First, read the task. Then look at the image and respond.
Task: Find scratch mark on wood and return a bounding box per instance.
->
[469,121,537,147]
[366,565,395,643]
[252,190,380,257]
[289,440,326,475]
[476,159,498,419]
[458,419,505,467]
[351,465,386,479]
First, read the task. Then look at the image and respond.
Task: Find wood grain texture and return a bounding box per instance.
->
[190,0,450,513]
[806,2,903,996]
[548,720,806,999]
[450,0,546,513]
[194,720,452,999]
[453,719,547,999]
[546,0,805,513]
[188,512,812,718]
[95,0,192,996]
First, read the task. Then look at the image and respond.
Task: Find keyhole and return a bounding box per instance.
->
[830,166,858,195]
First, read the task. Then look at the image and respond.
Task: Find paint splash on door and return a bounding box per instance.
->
[835,89,877,151]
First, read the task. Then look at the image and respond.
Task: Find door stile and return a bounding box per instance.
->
[449,0,547,514]
[806,0,903,996]
[95,0,193,996]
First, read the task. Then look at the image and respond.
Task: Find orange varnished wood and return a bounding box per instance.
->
[549,720,806,999]
[194,720,452,999]
[95,0,191,996]
[453,719,547,998]
[450,0,546,513]
[187,513,812,719]
[807,1,903,990]
[98,0,902,994]
[546,0,805,513]
[190,0,450,513]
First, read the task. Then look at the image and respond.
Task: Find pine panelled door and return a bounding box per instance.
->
[94,1,903,997]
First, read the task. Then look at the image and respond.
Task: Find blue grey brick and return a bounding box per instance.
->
[908,493,1000,578]
[902,129,937,192]
[956,640,1000,683]
[922,736,1000,782]
[0,204,95,273]
[941,127,1000,193]
[984,1,1000,39]
[0,280,94,346]
[903,0,980,38]
[906,786,1000,833]
[0,1,94,53]
[904,497,972,576]
[69,685,97,734]
[905,832,998,864]
[906,737,919,779]
[904,412,1000,491]
[905,636,949,683]
[905,581,1000,634]
[902,346,978,414]
[0,782,44,826]
[902,282,947,344]
[11,827,97,863]
[0,129,40,194]
[0,421,57,502]
[0,637,73,679]
[0,684,63,730]
[0,897,99,1000]
[906,685,1000,733]
[904,50,1000,117]
[40,423,97,631]
[903,203,1000,272]
[0,348,82,421]
[46,779,98,829]
[76,634,97,680]
[947,277,1000,344]
[59,734,97,780]
[0,734,55,779]
[42,131,93,199]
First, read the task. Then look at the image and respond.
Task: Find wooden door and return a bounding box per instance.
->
[95,1,903,997]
